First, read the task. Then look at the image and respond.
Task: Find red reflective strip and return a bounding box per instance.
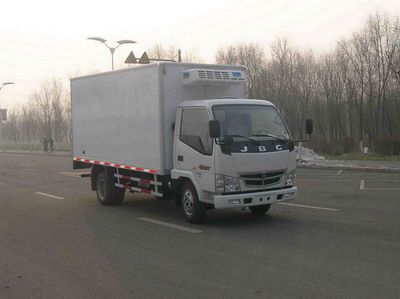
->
[121,175,131,180]
[123,185,131,190]
[73,157,155,173]
[142,189,151,194]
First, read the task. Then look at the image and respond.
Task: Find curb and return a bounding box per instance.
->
[298,164,400,173]
[0,150,72,158]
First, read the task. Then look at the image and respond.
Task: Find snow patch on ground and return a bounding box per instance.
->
[295,146,325,162]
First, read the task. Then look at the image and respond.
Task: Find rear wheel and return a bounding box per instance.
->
[181,182,206,223]
[249,204,271,216]
[96,170,125,205]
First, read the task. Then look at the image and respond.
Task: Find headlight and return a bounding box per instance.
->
[224,176,241,192]
[285,170,296,186]
[215,174,241,193]
[216,174,225,193]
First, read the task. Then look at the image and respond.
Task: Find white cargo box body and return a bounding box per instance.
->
[71,63,246,175]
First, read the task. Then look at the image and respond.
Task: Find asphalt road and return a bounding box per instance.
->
[0,153,399,299]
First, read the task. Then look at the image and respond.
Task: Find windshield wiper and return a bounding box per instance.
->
[227,135,260,145]
[252,133,287,143]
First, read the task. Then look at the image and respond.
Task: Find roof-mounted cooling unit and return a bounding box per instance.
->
[182,69,246,85]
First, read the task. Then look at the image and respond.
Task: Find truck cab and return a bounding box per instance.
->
[172,98,298,222]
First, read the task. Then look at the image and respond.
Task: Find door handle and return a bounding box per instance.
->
[177,155,184,162]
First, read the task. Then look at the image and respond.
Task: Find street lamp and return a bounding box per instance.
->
[0,82,15,151]
[88,37,136,70]
[0,82,15,91]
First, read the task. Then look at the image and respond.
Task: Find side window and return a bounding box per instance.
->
[180,109,212,155]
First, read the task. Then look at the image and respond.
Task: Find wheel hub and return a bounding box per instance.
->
[183,191,194,215]
[97,177,105,201]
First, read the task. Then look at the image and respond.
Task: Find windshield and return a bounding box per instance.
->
[212,104,291,140]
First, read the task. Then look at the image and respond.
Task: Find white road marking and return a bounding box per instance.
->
[277,202,339,212]
[20,163,37,166]
[34,192,64,200]
[138,217,202,233]
[365,187,400,191]
[359,180,400,191]
[336,170,343,175]
[299,178,360,181]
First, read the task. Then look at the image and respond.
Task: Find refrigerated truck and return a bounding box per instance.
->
[71,62,311,223]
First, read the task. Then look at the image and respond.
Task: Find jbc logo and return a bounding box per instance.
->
[240,145,283,152]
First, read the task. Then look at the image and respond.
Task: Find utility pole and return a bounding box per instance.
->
[178,49,182,63]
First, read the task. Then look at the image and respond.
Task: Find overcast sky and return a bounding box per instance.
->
[1,0,400,109]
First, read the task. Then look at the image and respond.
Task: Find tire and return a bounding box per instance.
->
[181,182,206,223]
[96,170,125,205]
[249,204,271,216]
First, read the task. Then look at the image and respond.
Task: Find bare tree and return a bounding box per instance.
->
[216,43,265,98]
[31,78,66,145]
[20,105,38,147]
[147,44,177,61]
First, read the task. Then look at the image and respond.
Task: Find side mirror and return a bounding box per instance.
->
[305,119,313,135]
[208,120,221,139]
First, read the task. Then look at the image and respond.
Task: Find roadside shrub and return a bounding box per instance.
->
[341,137,355,153]
[392,138,400,155]
[373,137,399,156]
[309,139,332,154]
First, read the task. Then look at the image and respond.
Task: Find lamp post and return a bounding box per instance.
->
[0,82,15,150]
[0,82,14,92]
[87,37,136,70]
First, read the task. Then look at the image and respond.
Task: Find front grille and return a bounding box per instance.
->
[240,171,284,187]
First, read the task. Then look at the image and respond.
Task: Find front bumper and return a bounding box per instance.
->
[213,186,297,209]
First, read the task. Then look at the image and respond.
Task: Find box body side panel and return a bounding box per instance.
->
[71,66,163,172]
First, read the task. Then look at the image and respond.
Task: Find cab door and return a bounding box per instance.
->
[174,107,215,192]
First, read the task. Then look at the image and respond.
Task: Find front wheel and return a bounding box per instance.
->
[181,182,206,223]
[249,204,271,216]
